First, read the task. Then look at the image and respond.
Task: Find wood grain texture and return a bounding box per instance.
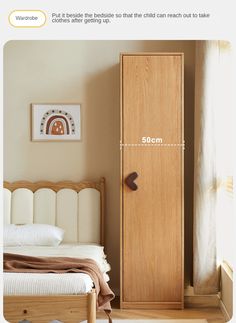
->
[3,177,105,245]
[4,178,105,193]
[120,54,184,309]
[123,147,183,303]
[4,293,96,323]
[87,290,97,323]
[122,54,183,144]
[97,298,225,323]
[121,302,183,310]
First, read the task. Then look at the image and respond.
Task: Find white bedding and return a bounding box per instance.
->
[4,243,111,295]
[4,243,111,274]
[4,273,94,295]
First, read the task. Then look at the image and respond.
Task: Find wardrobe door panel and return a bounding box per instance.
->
[122,55,183,145]
[122,147,183,303]
[121,53,184,309]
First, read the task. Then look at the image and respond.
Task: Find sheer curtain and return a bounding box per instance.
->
[193,41,233,294]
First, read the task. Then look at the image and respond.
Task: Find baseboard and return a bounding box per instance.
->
[220,262,233,321]
[219,299,231,322]
[113,287,220,308]
[184,294,220,308]
[121,301,183,310]
[184,286,220,308]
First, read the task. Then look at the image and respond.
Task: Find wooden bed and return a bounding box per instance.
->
[3,177,106,323]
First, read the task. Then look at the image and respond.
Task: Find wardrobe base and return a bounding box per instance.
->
[120,301,184,310]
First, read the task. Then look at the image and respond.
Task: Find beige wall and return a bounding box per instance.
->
[4,40,195,292]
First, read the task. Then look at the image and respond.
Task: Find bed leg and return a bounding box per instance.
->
[87,290,96,323]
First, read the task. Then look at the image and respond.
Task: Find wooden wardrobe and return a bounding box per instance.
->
[120,53,184,309]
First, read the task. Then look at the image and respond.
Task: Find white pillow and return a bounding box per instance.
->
[3,224,64,247]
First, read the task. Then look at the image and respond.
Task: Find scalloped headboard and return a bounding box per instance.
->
[3,178,105,245]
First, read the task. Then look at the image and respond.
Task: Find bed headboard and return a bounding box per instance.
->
[3,178,105,245]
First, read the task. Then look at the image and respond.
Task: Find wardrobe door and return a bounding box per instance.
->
[121,54,184,309]
[122,54,183,144]
[122,147,183,304]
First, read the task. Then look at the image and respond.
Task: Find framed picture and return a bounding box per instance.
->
[31,104,81,141]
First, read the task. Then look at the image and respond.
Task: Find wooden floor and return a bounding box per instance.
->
[97,298,225,323]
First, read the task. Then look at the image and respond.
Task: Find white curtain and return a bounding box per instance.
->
[193,41,233,294]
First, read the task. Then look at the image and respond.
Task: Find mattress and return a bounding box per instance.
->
[4,272,94,295]
[4,243,110,295]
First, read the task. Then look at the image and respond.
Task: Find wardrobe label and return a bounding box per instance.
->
[141,136,163,144]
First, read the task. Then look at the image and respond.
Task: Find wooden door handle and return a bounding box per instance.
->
[125,172,138,191]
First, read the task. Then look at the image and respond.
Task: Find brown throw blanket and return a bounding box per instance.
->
[4,253,115,313]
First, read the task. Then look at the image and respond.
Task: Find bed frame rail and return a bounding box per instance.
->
[4,290,96,323]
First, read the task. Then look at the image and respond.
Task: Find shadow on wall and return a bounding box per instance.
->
[84,63,120,290]
[184,63,195,286]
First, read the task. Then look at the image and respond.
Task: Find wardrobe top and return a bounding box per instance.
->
[120,52,184,57]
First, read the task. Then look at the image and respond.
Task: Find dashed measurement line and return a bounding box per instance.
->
[120,143,185,149]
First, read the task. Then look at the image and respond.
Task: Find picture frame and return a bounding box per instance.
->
[31,104,81,141]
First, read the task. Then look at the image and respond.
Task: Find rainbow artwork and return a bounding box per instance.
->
[32,104,81,141]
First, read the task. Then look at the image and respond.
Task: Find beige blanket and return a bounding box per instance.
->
[4,252,115,312]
